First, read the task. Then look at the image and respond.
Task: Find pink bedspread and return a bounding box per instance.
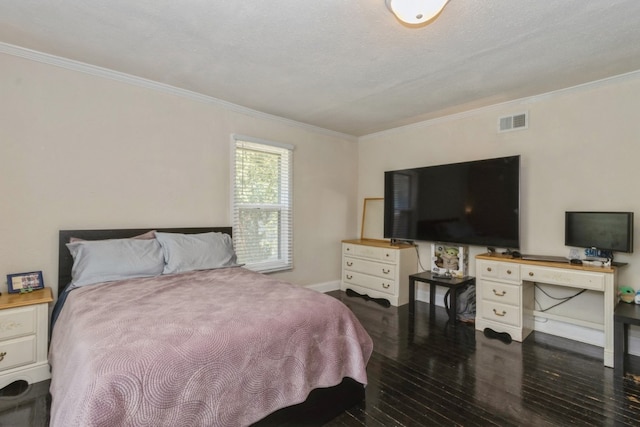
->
[49,267,372,426]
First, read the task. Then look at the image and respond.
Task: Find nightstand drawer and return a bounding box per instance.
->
[0,306,37,340]
[0,335,37,372]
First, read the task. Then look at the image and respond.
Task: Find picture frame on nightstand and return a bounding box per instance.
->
[7,271,44,293]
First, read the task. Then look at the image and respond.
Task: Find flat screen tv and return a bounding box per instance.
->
[384,155,520,249]
[565,211,634,254]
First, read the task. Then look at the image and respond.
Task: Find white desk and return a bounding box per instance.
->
[476,254,619,367]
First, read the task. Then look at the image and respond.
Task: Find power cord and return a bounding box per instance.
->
[414,244,428,272]
[534,283,587,312]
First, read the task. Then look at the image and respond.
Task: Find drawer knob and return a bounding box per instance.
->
[487,267,492,272]
[529,272,534,277]
[385,253,390,257]
[346,247,350,251]
[382,283,390,289]
[346,261,353,267]
[493,309,507,317]
[506,270,512,275]
[346,274,353,280]
[382,268,390,274]
[0,352,6,362]
[493,289,506,297]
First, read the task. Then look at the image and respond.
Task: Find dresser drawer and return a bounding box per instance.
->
[0,335,37,372]
[0,306,37,341]
[343,271,396,296]
[481,301,521,327]
[481,281,520,306]
[521,266,605,291]
[344,243,397,262]
[344,257,396,279]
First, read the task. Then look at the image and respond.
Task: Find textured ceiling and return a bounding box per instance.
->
[2,0,640,137]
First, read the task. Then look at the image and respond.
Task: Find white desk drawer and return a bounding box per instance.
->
[0,306,37,341]
[522,266,605,291]
[344,257,396,279]
[478,261,520,283]
[0,335,36,372]
[481,301,521,327]
[481,281,520,306]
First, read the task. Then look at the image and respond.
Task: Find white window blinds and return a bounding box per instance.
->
[232,135,293,273]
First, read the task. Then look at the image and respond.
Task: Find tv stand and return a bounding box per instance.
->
[476,253,622,368]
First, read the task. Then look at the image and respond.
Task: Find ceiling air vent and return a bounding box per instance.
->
[498,112,528,133]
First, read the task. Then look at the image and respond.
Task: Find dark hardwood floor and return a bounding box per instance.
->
[324,290,640,426]
[1,290,638,426]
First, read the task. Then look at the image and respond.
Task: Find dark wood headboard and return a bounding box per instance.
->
[58,227,232,297]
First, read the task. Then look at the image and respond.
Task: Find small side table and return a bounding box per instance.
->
[0,288,53,389]
[614,302,640,377]
[409,271,475,322]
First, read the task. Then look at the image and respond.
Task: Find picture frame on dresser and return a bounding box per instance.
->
[361,198,386,241]
[6,271,44,294]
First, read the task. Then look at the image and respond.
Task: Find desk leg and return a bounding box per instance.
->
[409,277,416,336]
[450,288,457,324]
[429,283,436,319]
[409,277,416,315]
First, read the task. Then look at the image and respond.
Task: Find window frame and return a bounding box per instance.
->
[231,134,294,273]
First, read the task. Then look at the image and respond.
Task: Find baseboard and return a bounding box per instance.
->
[307,280,340,293]
[415,283,640,357]
[533,317,603,347]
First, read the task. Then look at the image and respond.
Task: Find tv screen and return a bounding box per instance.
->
[565,211,634,253]
[384,155,520,249]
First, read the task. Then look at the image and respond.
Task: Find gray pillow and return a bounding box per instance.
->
[155,232,238,274]
[66,238,164,288]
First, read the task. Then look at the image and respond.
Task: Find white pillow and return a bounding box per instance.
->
[66,238,164,288]
[155,232,238,274]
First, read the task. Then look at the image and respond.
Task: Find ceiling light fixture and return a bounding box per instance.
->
[386,0,450,25]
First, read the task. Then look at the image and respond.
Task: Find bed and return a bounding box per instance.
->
[49,227,373,426]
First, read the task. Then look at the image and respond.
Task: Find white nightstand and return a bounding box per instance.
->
[0,288,53,389]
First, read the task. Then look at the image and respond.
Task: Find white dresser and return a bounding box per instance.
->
[0,288,53,389]
[475,254,619,367]
[341,239,417,307]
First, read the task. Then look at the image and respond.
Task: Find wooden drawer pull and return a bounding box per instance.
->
[382,268,390,274]
[346,261,353,267]
[346,274,353,280]
[492,289,506,297]
[382,283,390,289]
[529,272,534,277]
[487,267,492,272]
[506,270,512,275]
[0,351,6,362]
[493,309,507,317]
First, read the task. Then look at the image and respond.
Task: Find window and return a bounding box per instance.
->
[232,135,293,273]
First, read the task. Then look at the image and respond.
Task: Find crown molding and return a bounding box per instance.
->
[0,42,357,142]
[359,68,640,141]
[4,41,638,144]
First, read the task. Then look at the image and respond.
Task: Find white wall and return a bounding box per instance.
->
[357,71,640,353]
[0,52,359,297]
